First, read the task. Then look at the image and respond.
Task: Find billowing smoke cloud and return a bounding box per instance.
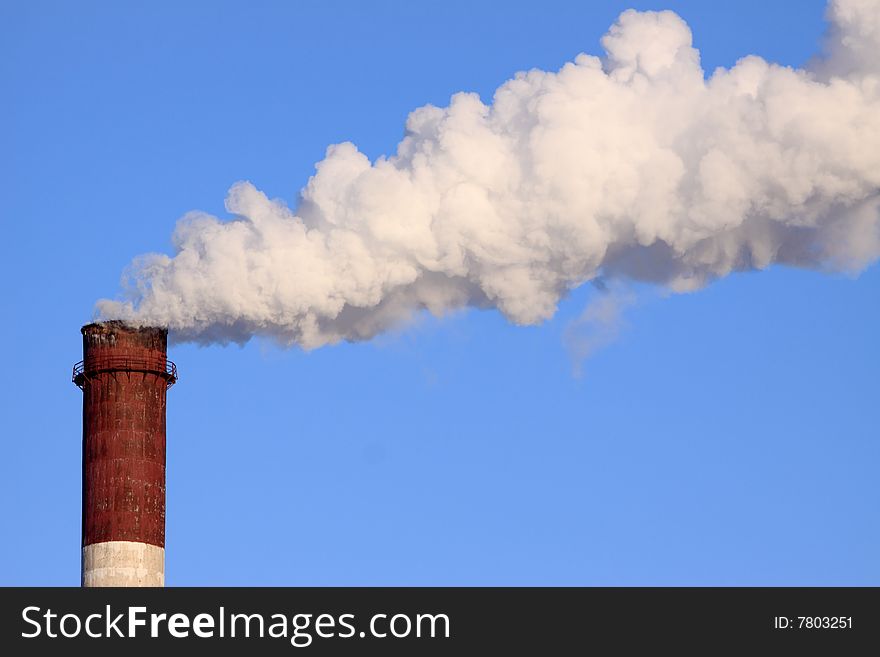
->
[98,0,880,348]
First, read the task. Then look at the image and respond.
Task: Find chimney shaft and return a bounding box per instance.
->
[73,321,177,587]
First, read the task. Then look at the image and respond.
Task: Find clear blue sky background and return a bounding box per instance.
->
[2,0,877,585]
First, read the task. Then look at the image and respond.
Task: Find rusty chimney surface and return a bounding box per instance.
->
[73,321,177,587]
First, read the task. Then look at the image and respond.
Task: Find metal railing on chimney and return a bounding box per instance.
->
[72,355,178,389]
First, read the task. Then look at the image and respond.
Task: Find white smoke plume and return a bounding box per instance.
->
[98,0,880,348]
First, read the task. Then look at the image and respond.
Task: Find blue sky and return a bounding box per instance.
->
[2,0,878,585]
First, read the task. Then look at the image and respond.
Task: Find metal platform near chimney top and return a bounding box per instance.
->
[72,356,178,389]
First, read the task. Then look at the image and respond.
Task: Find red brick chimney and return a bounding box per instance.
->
[73,321,177,586]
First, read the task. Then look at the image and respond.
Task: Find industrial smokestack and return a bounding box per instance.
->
[73,321,177,587]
